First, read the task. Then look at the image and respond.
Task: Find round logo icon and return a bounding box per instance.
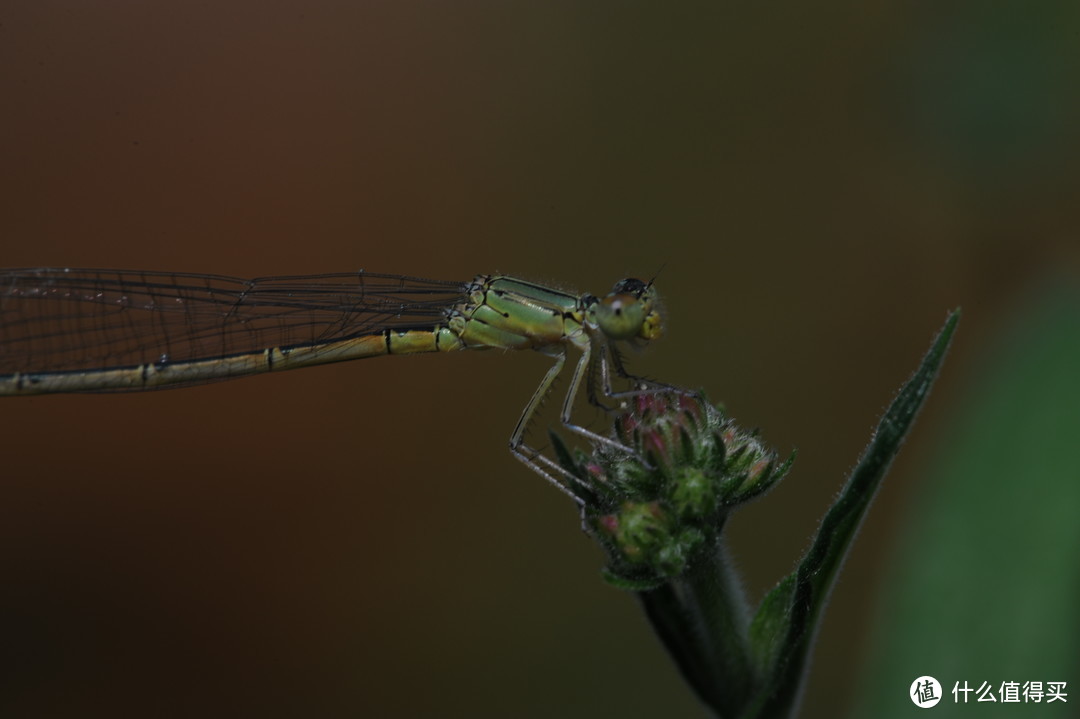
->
[910,676,943,708]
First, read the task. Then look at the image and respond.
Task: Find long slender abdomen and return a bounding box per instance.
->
[0,325,467,395]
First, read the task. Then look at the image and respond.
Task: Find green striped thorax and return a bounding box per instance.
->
[445,275,663,354]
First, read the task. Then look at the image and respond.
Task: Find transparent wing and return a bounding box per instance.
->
[0,269,470,374]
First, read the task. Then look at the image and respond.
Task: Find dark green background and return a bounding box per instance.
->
[2,3,1077,716]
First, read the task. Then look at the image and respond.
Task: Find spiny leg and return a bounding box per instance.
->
[557,338,645,456]
[510,446,592,531]
[511,446,588,508]
[582,338,687,412]
[584,338,616,412]
[508,349,590,504]
[600,343,689,403]
[508,343,663,521]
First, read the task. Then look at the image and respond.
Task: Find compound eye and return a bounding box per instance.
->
[610,278,649,297]
[594,293,646,340]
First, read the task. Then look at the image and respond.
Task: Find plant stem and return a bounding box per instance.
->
[640,535,756,717]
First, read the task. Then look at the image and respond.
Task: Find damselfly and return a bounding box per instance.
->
[0,269,666,503]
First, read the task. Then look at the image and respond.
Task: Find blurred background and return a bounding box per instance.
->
[1,2,1077,717]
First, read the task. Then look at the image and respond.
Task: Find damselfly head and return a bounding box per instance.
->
[589,278,664,342]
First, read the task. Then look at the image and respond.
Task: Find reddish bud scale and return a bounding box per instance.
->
[554,390,793,588]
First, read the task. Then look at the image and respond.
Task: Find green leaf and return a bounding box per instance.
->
[749,574,795,674]
[851,285,1080,717]
[746,310,960,718]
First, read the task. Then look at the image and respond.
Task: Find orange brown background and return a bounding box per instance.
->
[2,3,1078,717]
